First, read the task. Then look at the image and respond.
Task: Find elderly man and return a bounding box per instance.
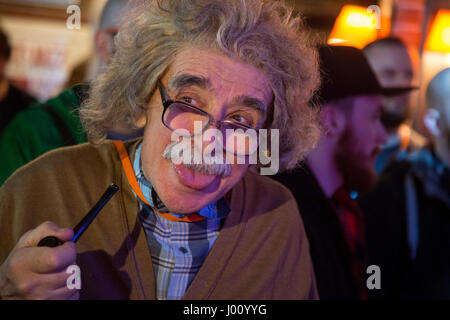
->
[273,46,411,300]
[0,0,319,300]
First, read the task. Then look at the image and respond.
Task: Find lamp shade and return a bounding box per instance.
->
[425,9,450,53]
[328,5,386,49]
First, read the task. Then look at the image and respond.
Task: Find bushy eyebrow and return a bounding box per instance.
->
[168,74,212,91]
[230,95,266,115]
[168,73,267,115]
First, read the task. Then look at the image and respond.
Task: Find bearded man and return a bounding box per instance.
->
[0,0,320,300]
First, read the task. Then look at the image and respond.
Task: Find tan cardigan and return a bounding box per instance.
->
[0,139,317,299]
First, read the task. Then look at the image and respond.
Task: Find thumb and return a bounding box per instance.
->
[17,221,74,248]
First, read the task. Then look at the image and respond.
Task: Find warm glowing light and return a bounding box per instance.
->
[328,5,389,49]
[346,12,373,28]
[425,10,450,53]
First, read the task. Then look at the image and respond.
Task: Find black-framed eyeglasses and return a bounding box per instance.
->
[157,81,262,156]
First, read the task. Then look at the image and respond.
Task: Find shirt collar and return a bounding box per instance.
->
[133,142,230,219]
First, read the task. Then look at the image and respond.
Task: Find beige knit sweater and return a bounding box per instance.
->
[0,139,317,299]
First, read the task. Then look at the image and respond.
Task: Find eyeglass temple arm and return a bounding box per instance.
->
[156,80,169,105]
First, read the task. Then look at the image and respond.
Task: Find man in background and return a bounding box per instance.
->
[0,0,141,186]
[0,27,36,133]
[274,46,411,299]
[363,37,426,173]
[361,68,450,299]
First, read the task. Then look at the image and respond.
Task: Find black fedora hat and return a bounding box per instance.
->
[317,45,417,104]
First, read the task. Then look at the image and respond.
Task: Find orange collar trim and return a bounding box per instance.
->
[112,140,205,223]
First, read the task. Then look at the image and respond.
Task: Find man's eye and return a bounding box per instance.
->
[229,114,252,126]
[181,96,193,104]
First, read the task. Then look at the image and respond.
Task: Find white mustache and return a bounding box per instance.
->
[162,141,232,177]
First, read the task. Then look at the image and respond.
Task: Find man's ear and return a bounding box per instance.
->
[94,30,114,64]
[424,109,442,137]
[133,109,147,128]
[320,105,347,138]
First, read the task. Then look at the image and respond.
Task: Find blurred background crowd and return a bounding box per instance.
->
[0,0,448,299]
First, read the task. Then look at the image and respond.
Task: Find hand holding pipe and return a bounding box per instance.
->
[37,184,119,247]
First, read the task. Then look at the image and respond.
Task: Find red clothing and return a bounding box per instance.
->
[331,187,368,300]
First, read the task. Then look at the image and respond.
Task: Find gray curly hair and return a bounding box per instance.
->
[80,0,321,171]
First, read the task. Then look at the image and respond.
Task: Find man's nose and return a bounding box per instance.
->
[194,125,223,151]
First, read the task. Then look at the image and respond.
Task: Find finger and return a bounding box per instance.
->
[17,221,74,248]
[31,242,77,274]
[44,268,81,300]
[5,243,75,281]
[43,284,80,300]
[30,286,80,300]
[7,267,78,300]
[45,266,80,288]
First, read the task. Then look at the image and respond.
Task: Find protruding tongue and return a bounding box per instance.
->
[173,164,217,190]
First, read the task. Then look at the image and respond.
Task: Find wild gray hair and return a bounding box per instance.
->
[80,0,321,171]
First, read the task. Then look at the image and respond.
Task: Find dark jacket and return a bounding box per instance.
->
[360,148,450,299]
[273,165,358,300]
[0,84,36,132]
[0,84,88,186]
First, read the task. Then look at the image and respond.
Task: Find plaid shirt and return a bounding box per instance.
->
[133,143,230,300]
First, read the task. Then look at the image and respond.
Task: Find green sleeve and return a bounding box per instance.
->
[0,88,87,186]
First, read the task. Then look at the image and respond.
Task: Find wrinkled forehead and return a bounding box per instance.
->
[162,47,273,107]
